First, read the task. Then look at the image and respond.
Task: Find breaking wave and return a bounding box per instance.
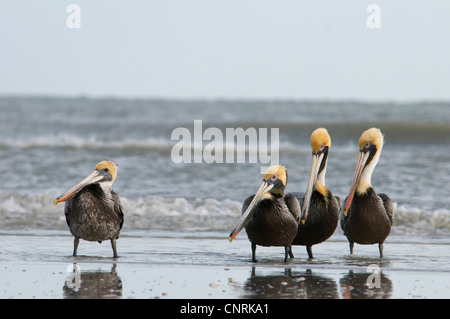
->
[0,134,305,155]
[0,193,449,235]
[0,135,173,152]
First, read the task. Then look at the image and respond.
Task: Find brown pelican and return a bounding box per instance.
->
[54,161,124,258]
[291,128,340,259]
[340,128,394,257]
[228,165,300,262]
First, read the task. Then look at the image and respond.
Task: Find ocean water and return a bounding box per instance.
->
[0,96,449,299]
[1,97,449,232]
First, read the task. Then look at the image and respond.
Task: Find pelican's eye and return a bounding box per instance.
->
[319,144,325,152]
[270,174,278,182]
[361,142,373,153]
[104,168,109,172]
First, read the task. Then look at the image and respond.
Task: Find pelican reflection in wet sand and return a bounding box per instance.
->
[54,161,124,258]
[291,128,340,259]
[340,128,394,258]
[228,165,300,262]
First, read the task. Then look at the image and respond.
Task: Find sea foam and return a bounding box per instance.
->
[0,193,448,235]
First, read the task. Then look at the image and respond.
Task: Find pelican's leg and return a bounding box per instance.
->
[284,246,294,262]
[111,238,118,258]
[349,241,354,256]
[73,237,79,257]
[251,242,257,262]
[306,246,314,259]
[288,245,295,259]
[378,242,384,258]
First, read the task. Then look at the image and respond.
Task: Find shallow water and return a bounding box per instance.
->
[1,229,449,299]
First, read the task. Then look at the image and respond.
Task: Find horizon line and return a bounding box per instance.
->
[1,93,450,105]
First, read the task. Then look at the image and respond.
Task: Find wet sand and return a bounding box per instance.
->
[0,231,449,300]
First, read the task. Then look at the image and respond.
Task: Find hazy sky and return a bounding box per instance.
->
[1,1,449,101]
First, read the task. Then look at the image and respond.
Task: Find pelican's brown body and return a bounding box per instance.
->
[64,184,123,247]
[340,188,393,253]
[291,190,340,258]
[242,193,300,262]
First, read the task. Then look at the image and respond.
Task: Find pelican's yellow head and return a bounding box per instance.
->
[310,128,331,154]
[94,160,118,183]
[261,165,288,199]
[358,128,383,153]
[263,165,287,187]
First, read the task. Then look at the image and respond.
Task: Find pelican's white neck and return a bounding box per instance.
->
[357,149,381,194]
[317,165,326,187]
[99,181,113,195]
[314,161,329,198]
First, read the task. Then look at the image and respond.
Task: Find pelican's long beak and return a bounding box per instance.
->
[301,152,324,224]
[343,151,370,216]
[54,170,103,204]
[228,180,274,242]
